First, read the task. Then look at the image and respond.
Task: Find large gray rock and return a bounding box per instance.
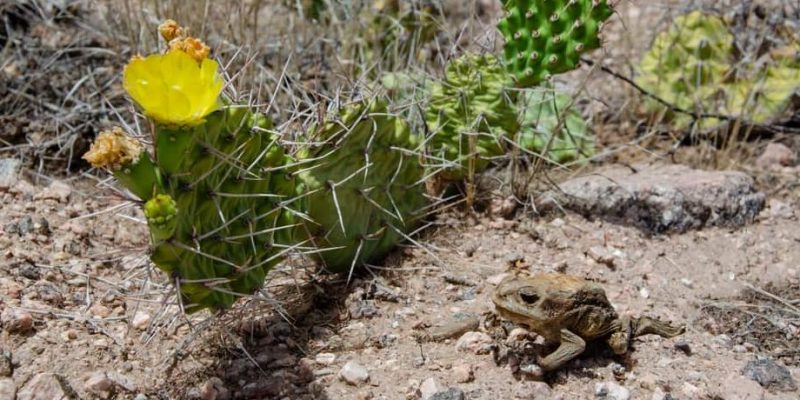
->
[538,164,765,233]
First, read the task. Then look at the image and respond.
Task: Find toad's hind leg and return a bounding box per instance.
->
[632,316,685,338]
[537,329,586,371]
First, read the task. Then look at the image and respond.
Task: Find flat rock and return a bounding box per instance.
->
[538,164,765,233]
[17,373,76,400]
[743,358,797,392]
[428,387,465,400]
[595,381,630,400]
[0,158,20,191]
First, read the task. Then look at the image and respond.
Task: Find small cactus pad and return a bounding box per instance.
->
[296,100,427,274]
[425,53,519,180]
[497,0,614,87]
[517,88,593,164]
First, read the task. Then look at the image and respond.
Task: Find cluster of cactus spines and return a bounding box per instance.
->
[517,88,593,164]
[497,0,615,88]
[425,53,520,180]
[295,100,427,275]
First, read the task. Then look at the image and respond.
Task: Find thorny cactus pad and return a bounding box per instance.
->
[425,53,519,180]
[517,88,593,164]
[497,0,615,88]
[295,100,427,275]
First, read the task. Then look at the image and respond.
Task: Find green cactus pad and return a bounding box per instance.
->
[146,106,296,313]
[425,53,519,180]
[295,100,427,274]
[517,88,593,164]
[498,0,615,88]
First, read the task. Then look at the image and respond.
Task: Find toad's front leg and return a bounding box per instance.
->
[537,329,586,371]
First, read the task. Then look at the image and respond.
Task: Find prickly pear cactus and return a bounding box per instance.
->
[425,53,519,180]
[517,88,593,164]
[84,24,296,313]
[637,11,734,128]
[295,100,427,274]
[497,0,615,88]
[638,10,799,128]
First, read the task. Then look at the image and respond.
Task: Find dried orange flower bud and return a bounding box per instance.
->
[159,19,184,42]
[168,37,211,62]
[83,127,143,170]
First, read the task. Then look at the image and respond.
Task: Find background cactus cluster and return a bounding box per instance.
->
[86,2,617,312]
[637,10,800,129]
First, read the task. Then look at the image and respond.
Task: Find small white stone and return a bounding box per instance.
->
[315,352,336,366]
[455,331,493,354]
[594,381,630,400]
[131,312,151,330]
[86,371,114,394]
[639,287,650,299]
[681,278,693,289]
[419,377,445,400]
[453,364,473,383]
[338,361,369,386]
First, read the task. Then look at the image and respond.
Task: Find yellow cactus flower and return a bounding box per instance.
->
[83,127,143,170]
[159,19,184,42]
[123,49,223,127]
[168,36,211,62]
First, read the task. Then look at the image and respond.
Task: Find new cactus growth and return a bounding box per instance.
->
[497,0,615,88]
[295,100,427,274]
[517,88,593,164]
[425,53,519,180]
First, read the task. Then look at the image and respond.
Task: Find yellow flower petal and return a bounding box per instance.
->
[123,50,222,127]
[83,127,143,170]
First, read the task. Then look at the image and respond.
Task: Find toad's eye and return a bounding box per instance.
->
[519,289,539,304]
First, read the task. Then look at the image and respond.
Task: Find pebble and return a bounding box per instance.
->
[35,180,72,202]
[0,378,16,400]
[717,373,764,400]
[419,378,445,400]
[639,287,650,299]
[1,308,33,333]
[756,142,796,169]
[742,358,798,391]
[339,361,369,386]
[673,340,692,355]
[513,381,552,399]
[680,278,693,289]
[85,371,114,395]
[315,352,336,366]
[588,246,616,268]
[131,312,151,330]
[595,381,630,400]
[0,158,20,190]
[455,331,493,355]
[452,364,473,383]
[428,387,465,400]
[17,373,74,400]
[0,352,12,377]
